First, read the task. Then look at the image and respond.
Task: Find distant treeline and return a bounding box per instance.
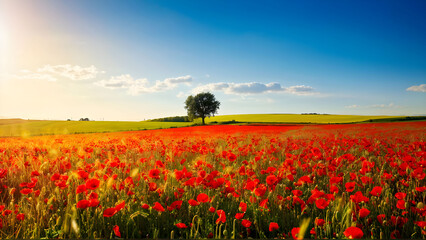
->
[301,113,330,115]
[148,116,191,122]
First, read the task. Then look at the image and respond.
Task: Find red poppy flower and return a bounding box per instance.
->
[330,184,339,194]
[315,198,329,209]
[76,170,89,179]
[343,227,364,239]
[216,209,226,224]
[115,201,125,211]
[235,213,244,219]
[291,227,300,239]
[76,184,87,194]
[20,188,33,195]
[16,213,25,221]
[370,186,382,197]
[209,207,216,213]
[227,152,237,162]
[85,178,100,190]
[390,230,401,239]
[239,202,247,212]
[415,221,426,228]
[3,210,12,216]
[152,202,165,212]
[259,198,269,209]
[298,175,313,184]
[377,214,386,225]
[149,169,161,179]
[113,225,121,237]
[188,199,200,206]
[103,207,118,217]
[88,192,98,200]
[242,219,252,228]
[31,171,40,177]
[51,173,61,182]
[239,165,246,175]
[149,182,157,191]
[142,203,150,209]
[396,200,406,210]
[170,200,183,210]
[345,182,356,192]
[315,218,325,227]
[269,222,279,232]
[254,184,267,197]
[197,193,209,203]
[395,192,406,200]
[77,199,90,209]
[412,168,425,180]
[292,190,303,196]
[27,181,36,188]
[266,175,278,186]
[176,223,188,228]
[359,208,370,218]
[89,198,100,207]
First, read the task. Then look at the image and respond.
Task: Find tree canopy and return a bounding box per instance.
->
[184,92,220,125]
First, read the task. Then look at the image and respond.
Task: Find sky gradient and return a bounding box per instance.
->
[1,0,425,121]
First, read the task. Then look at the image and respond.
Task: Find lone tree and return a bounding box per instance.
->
[185,92,220,125]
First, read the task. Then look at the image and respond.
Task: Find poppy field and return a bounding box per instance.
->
[0,122,425,239]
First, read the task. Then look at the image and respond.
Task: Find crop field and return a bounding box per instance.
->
[1,114,421,137]
[0,121,425,239]
[200,114,407,124]
[0,119,192,137]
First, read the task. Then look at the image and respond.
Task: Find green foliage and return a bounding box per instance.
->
[185,92,220,125]
[148,116,190,122]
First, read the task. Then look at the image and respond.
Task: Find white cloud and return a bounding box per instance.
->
[192,82,317,96]
[345,104,361,109]
[164,75,192,85]
[176,92,186,98]
[345,103,399,109]
[370,103,396,108]
[284,85,315,95]
[94,74,144,89]
[406,84,426,92]
[95,74,192,95]
[13,71,57,82]
[37,64,100,80]
[13,64,101,82]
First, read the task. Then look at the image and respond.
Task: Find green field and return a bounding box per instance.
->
[0,119,192,137]
[197,114,407,124]
[1,114,423,137]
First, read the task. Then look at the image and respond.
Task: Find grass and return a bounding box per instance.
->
[1,114,424,137]
[0,119,193,137]
[199,114,410,124]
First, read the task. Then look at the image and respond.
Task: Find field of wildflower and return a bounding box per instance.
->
[0,121,425,239]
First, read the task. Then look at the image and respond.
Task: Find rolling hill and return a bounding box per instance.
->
[1,114,424,137]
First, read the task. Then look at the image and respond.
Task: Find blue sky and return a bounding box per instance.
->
[0,0,425,120]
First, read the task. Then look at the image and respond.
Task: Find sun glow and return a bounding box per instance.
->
[0,22,9,70]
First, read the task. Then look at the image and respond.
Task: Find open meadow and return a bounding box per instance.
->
[0,121,425,239]
[2,114,422,137]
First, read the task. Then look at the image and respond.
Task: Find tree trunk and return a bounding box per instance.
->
[202,117,205,125]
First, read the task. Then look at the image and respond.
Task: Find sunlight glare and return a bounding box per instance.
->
[0,22,9,67]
